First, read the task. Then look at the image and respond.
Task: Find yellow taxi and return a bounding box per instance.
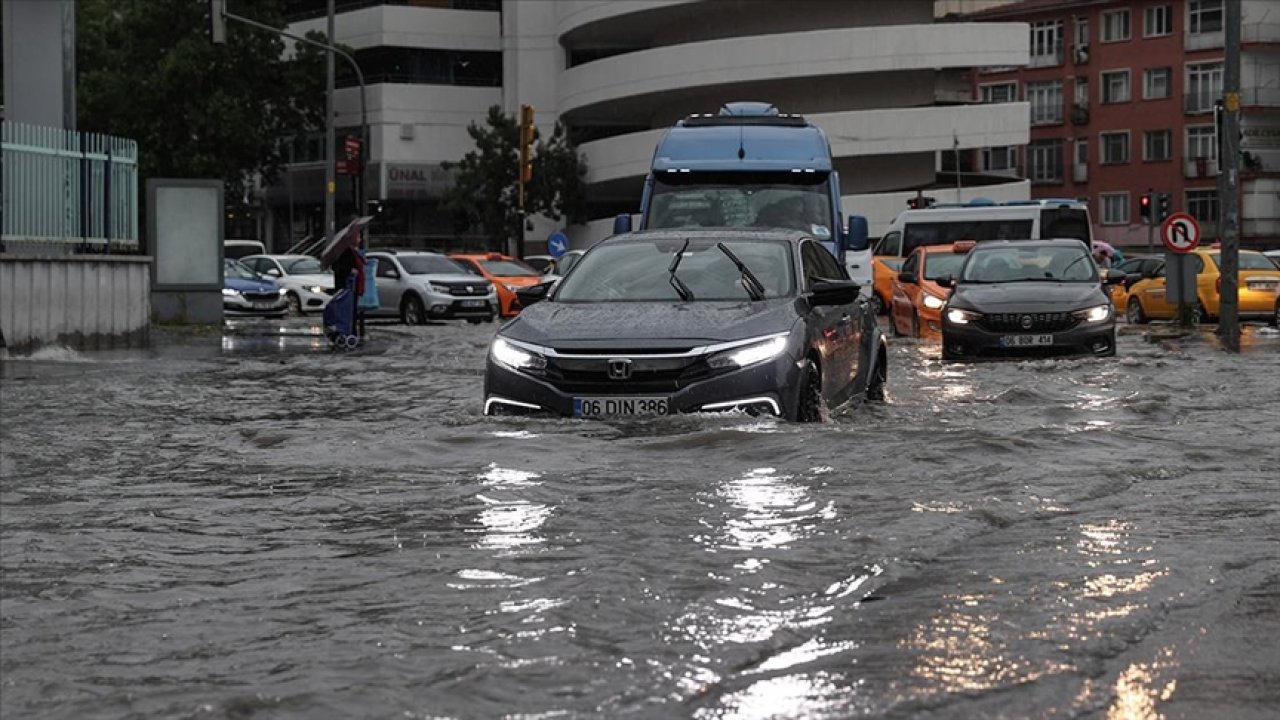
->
[1125,247,1280,323]
[888,242,973,338]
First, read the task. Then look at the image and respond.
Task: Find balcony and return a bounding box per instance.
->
[1184,156,1220,178]
[1183,91,1218,114]
[1071,103,1089,125]
[1073,163,1088,183]
[1029,43,1064,68]
[1185,30,1224,51]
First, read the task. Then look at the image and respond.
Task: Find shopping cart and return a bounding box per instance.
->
[323,273,361,349]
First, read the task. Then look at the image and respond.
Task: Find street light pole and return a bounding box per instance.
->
[219,7,369,220]
[1218,0,1241,351]
[325,0,335,246]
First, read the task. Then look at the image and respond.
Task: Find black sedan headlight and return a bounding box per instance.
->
[1072,304,1113,323]
[706,334,790,370]
[945,307,981,325]
[490,337,546,372]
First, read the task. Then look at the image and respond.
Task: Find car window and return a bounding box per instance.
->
[283,257,324,275]
[481,260,539,277]
[452,259,484,276]
[899,251,919,277]
[922,251,966,281]
[556,238,795,302]
[1210,252,1275,271]
[400,255,468,275]
[962,245,1097,283]
[224,260,259,280]
[374,257,399,278]
[559,253,582,275]
[877,231,903,257]
[808,241,844,280]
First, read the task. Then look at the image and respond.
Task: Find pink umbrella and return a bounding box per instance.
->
[1092,239,1116,257]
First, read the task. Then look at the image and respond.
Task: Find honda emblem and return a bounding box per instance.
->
[607,358,632,380]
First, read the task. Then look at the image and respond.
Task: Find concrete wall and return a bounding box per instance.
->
[0,255,151,353]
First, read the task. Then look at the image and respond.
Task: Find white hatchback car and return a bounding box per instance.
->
[241,254,335,314]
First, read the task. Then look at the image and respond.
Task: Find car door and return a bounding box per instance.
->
[804,241,861,405]
[890,250,921,335]
[372,255,403,315]
[1136,263,1173,318]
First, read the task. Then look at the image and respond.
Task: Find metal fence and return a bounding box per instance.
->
[2,121,139,250]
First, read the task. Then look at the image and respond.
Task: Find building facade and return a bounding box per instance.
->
[962,0,1280,251]
[271,0,1033,252]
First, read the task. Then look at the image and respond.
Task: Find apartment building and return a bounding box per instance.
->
[962,0,1280,250]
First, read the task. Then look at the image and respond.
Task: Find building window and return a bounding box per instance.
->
[1101,70,1131,104]
[1074,77,1090,109]
[1186,125,1218,162]
[980,82,1017,103]
[1076,139,1088,166]
[1101,192,1129,225]
[1188,0,1224,34]
[1143,67,1171,99]
[1144,130,1172,161]
[1027,139,1063,183]
[1074,15,1089,47]
[1102,9,1131,42]
[1144,5,1173,37]
[1030,20,1064,66]
[1027,80,1064,125]
[982,146,1016,172]
[1186,189,1219,226]
[1185,62,1223,113]
[1101,132,1130,164]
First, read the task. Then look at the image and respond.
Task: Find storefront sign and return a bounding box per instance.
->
[385,163,453,199]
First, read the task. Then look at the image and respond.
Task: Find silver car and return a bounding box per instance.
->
[240,254,334,314]
[366,251,498,324]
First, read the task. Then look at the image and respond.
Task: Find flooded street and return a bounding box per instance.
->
[2,320,1278,719]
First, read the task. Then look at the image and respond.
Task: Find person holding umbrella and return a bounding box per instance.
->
[321,215,373,342]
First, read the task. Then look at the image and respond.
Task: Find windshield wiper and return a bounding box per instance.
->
[668,238,695,302]
[716,242,766,301]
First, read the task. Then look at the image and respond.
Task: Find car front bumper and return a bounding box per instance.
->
[483,351,804,419]
[942,317,1116,359]
[224,294,288,316]
[423,292,498,319]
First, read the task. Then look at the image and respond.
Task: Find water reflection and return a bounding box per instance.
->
[469,464,549,551]
[1106,648,1179,720]
[711,467,834,552]
[697,672,849,720]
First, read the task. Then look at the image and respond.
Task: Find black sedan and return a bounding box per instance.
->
[938,238,1124,361]
[483,229,888,421]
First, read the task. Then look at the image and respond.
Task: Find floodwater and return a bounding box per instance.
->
[2,319,1278,719]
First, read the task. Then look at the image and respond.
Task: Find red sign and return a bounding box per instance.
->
[343,136,361,157]
[1160,212,1201,254]
[336,159,357,175]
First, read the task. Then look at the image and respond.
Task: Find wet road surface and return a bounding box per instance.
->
[2,319,1278,719]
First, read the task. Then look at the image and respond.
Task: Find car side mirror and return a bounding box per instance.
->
[936,274,955,288]
[613,214,633,234]
[810,279,861,306]
[515,281,553,308]
[845,215,870,253]
[1103,268,1126,284]
[897,271,917,284]
[266,267,281,277]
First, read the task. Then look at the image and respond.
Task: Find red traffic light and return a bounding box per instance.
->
[1140,195,1151,207]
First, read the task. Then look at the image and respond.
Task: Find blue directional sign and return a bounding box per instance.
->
[547,231,569,258]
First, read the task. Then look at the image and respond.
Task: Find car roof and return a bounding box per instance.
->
[604,228,810,245]
[969,237,1088,249]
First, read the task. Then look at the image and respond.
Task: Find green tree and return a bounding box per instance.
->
[75,0,326,201]
[442,105,588,251]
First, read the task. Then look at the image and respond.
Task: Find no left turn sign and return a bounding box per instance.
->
[1161,212,1201,254]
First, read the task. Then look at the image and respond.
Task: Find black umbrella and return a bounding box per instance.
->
[320,215,374,268]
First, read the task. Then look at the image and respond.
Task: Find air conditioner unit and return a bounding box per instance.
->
[1073,45,1089,64]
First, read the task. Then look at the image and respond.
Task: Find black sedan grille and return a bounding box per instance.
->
[541,357,716,394]
[241,292,279,303]
[978,312,1080,333]
[442,282,490,296]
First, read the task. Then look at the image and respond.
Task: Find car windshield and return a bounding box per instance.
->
[224,260,259,280]
[923,252,967,281]
[1210,252,1276,271]
[648,172,834,241]
[962,245,1097,283]
[481,259,539,277]
[903,219,1033,255]
[399,255,467,275]
[283,256,324,275]
[556,237,795,302]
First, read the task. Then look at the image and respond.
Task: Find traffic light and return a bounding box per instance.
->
[906,195,936,209]
[1157,192,1171,221]
[1139,191,1152,223]
[518,104,535,185]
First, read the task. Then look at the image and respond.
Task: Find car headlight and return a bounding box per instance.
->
[1073,304,1112,323]
[307,285,325,294]
[922,293,946,309]
[222,288,238,297]
[504,283,520,292]
[491,337,546,371]
[277,288,286,296]
[429,283,451,293]
[707,335,789,370]
[946,308,980,325]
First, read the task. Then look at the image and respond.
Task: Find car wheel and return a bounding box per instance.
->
[865,346,887,402]
[1126,296,1148,324]
[466,318,484,325]
[286,292,302,315]
[795,357,823,423]
[889,308,905,337]
[872,294,887,316]
[400,294,427,325]
[486,314,496,323]
[1196,301,1214,324]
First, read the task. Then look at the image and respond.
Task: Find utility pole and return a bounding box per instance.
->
[325,0,336,247]
[1218,0,1241,351]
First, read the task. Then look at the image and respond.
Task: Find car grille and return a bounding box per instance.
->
[241,292,279,303]
[541,356,716,394]
[442,282,490,296]
[978,312,1080,333]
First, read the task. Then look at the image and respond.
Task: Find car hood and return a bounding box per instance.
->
[501,299,801,349]
[286,273,335,288]
[409,273,492,286]
[950,282,1105,312]
[226,277,279,293]
[494,275,544,287]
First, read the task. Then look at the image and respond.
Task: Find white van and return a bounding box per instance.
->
[224,239,267,260]
[877,199,1093,258]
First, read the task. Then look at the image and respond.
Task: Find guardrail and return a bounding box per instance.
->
[1,122,139,251]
